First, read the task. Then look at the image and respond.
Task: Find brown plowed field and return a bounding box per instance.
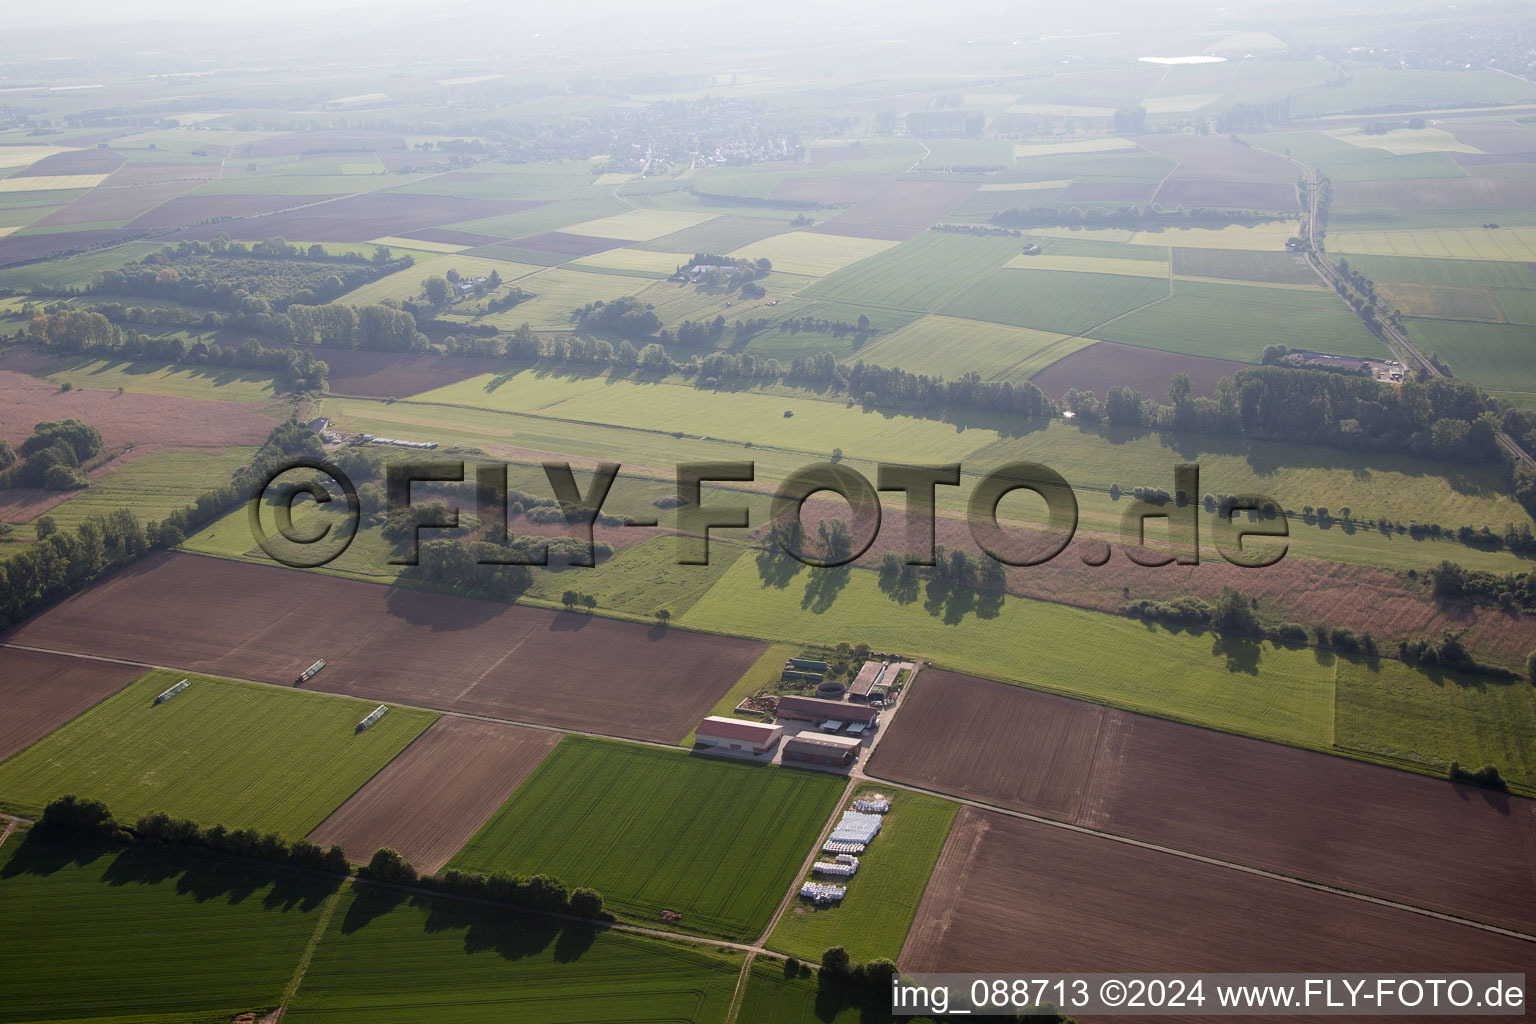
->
[871,671,1536,933]
[33,181,200,228]
[1153,179,1299,211]
[308,716,559,873]
[6,552,764,743]
[902,807,1536,1004]
[0,230,141,267]
[811,180,978,241]
[165,194,540,243]
[1134,134,1300,183]
[12,148,125,177]
[0,366,281,448]
[398,227,505,247]
[1029,339,1249,399]
[0,646,141,761]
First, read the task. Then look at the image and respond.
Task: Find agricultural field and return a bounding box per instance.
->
[10,552,765,744]
[1402,318,1536,392]
[1376,282,1505,321]
[802,230,1025,310]
[0,835,335,1024]
[726,231,897,277]
[1093,279,1388,361]
[939,267,1169,335]
[767,786,958,963]
[848,315,1091,381]
[336,253,540,305]
[560,209,717,242]
[1171,247,1321,285]
[871,671,1536,931]
[682,557,1338,748]
[809,180,978,240]
[450,736,847,939]
[902,807,1535,974]
[1029,340,1250,400]
[0,670,436,834]
[37,355,283,401]
[734,958,863,1024]
[285,885,742,1024]
[1004,252,1170,278]
[309,717,561,874]
[1330,226,1536,261]
[0,647,140,762]
[469,266,644,330]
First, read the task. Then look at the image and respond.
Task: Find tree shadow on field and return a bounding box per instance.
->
[99,844,337,911]
[756,547,805,590]
[1212,633,1262,675]
[0,832,111,880]
[876,567,920,606]
[340,881,410,934]
[802,566,850,614]
[384,583,503,631]
[548,610,593,632]
[414,892,572,961]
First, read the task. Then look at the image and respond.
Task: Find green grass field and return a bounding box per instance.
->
[939,268,1168,335]
[468,266,644,330]
[336,254,541,306]
[285,886,742,1024]
[0,671,436,835]
[1331,253,1536,289]
[1334,658,1536,793]
[848,314,1091,381]
[766,785,957,964]
[1403,318,1536,392]
[30,446,265,533]
[450,736,847,939]
[682,558,1337,749]
[1171,248,1321,286]
[1246,132,1469,183]
[802,231,1025,310]
[1093,279,1387,361]
[41,355,284,402]
[735,958,863,1024]
[0,241,165,290]
[0,836,333,1024]
[1377,282,1504,322]
[444,196,630,242]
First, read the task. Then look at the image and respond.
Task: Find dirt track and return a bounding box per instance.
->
[309,716,560,873]
[4,552,764,743]
[0,647,141,761]
[871,670,1536,934]
[902,807,1535,1014]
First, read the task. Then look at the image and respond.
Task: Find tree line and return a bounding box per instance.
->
[0,419,321,628]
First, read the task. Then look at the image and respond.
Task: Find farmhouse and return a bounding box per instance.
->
[777,694,879,727]
[694,715,783,755]
[783,733,863,767]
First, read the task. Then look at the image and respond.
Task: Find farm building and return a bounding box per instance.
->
[848,661,887,699]
[694,716,784,755]
[783,733,863,767]
[786,658,830,673]
[777,694,879,728]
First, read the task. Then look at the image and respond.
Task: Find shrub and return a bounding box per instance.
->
[364,847,418,885]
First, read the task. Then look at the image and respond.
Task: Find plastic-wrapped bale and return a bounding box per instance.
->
[153,679,190,705]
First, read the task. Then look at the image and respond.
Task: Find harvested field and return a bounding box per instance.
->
[1335,175,1536,210]
[166,194,541,243]
[1446,121,1536,155]
[811,180,978,241]
[901,807,1536,985]
[1056,180,1158,203]
[105,162,219,186]
[127,192,328,228]
[0,228,140,267]
[1153,179,1299,210]
[319,347,509,397]
[309,716,559,873]
[396,227,504,247]
[0,366,280,448]
[0,646,140,762]
[1377,281,1505,321]
[31,180,198,227]
[871,672,1536,933]
[506,230,628,257]
[8,552,766,743]
[769,174,896,204]
[1029,339,1248,398]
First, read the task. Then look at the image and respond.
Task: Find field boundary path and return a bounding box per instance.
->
[724,951,757,1024]
[266,887,342,1023]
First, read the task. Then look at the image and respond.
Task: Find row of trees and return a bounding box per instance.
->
[1426,559,1536,612]
[23,308,329,391]
[361,848,608,919]
[0,419,321,628]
